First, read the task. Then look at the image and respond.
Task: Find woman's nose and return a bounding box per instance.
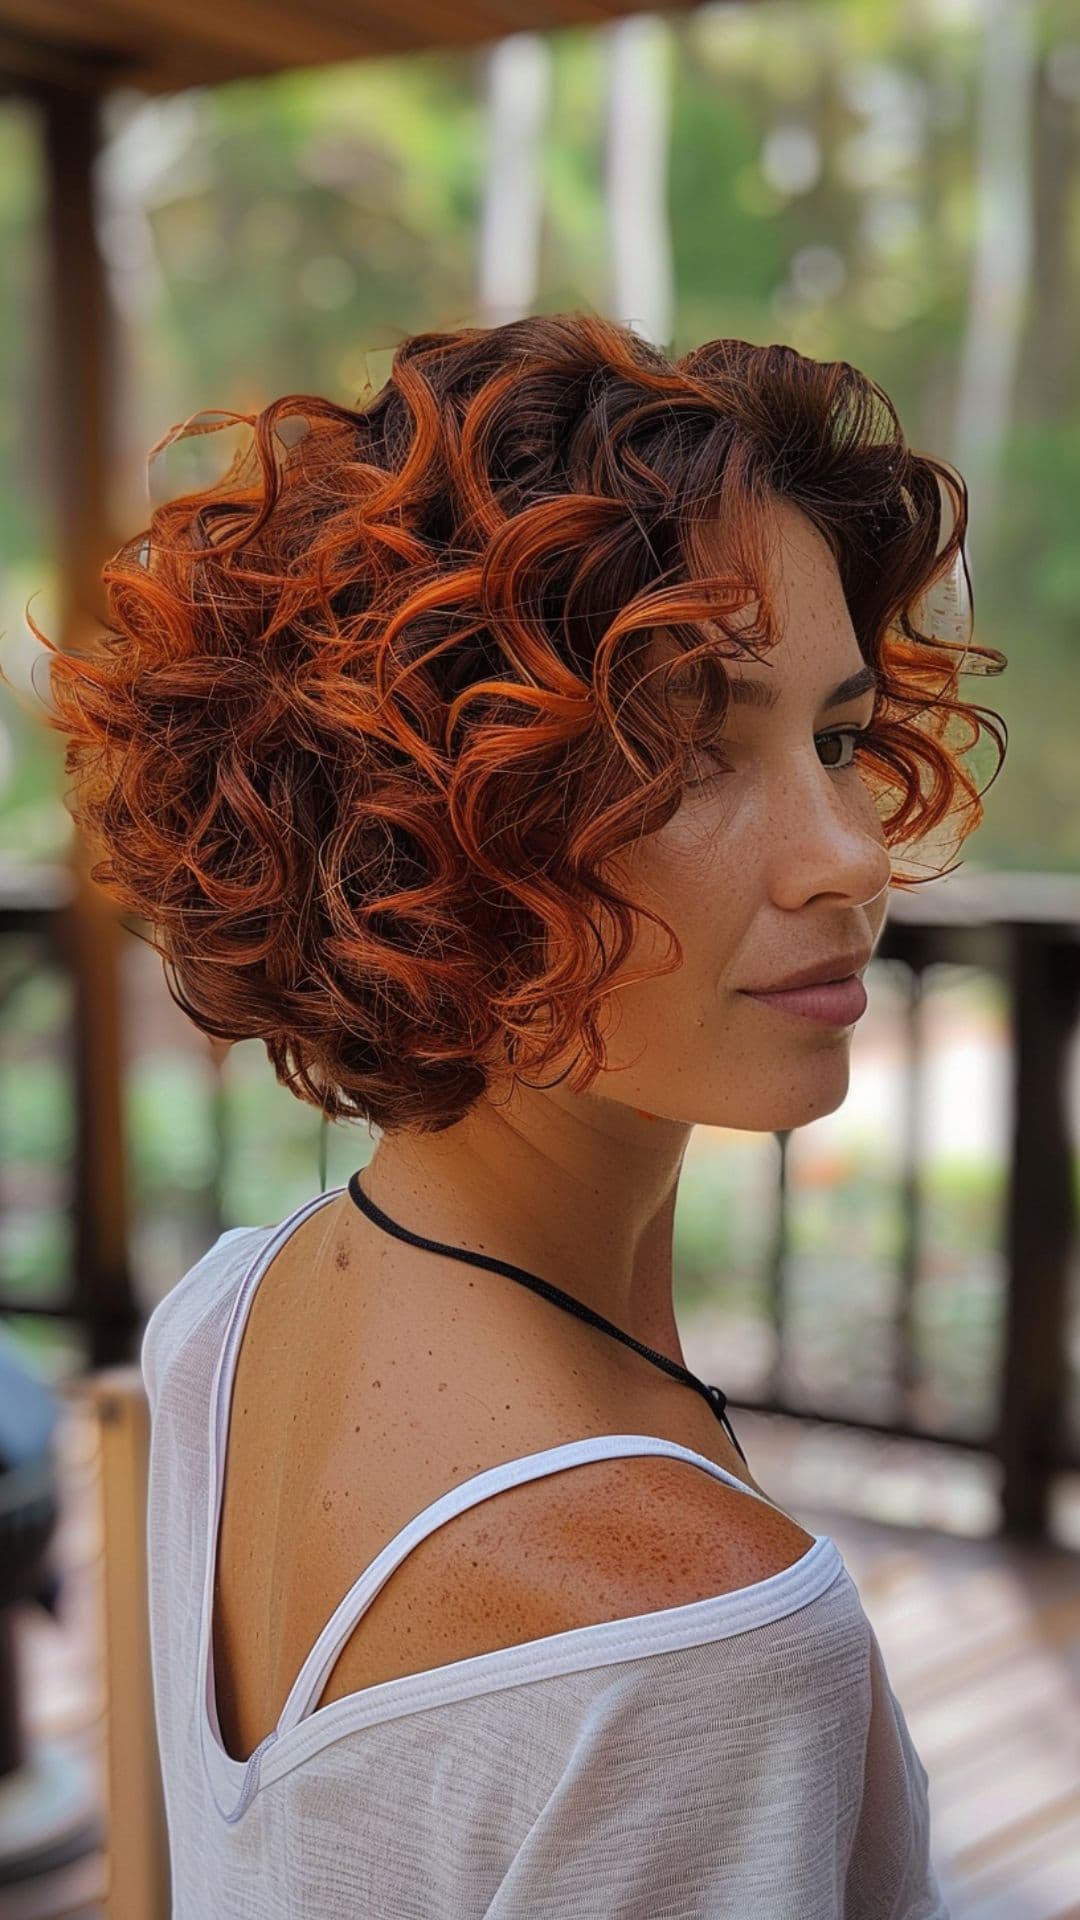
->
[771,771,892,907]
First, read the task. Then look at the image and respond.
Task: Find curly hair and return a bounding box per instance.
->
[22,312,1007,1135]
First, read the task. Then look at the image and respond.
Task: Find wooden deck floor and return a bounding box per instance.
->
[7,1398,1080,1919]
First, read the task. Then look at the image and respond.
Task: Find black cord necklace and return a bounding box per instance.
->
[346,1168,748,1466]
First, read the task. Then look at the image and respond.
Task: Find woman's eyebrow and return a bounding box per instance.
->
[727,661,879,712]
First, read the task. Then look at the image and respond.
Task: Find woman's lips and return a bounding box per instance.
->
[738,974,869,1026]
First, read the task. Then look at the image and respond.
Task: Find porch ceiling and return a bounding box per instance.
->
[0,0,710,98]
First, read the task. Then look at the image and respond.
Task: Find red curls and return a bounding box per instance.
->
[19,313,1007,1135]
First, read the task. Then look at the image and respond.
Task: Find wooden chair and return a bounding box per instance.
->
[77,1366,170,1920]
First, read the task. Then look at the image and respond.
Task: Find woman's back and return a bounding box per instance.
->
[143,1185,949,1918]
[212,1186,816,1758]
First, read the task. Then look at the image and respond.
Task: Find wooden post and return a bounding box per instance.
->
[35,80,135,1369]
[997,925,1080,1535]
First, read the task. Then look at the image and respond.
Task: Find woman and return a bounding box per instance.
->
[35,313,1006,1916]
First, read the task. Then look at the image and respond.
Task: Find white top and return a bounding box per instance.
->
[141,1183,950,1918]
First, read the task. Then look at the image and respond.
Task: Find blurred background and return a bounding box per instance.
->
[0,0,1077,1915]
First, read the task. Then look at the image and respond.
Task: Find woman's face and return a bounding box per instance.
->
[593,499,893,1136]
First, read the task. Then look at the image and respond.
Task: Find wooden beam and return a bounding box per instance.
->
[0,0,716,96]
[0,27,132,94]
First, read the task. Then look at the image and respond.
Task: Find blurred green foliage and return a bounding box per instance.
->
[2,0,1075,866]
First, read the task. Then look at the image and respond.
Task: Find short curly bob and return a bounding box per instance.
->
[26,312,1007,1136]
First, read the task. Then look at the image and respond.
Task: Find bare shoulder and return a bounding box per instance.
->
[316,1450,818,1707]
[500,1452,819,1622]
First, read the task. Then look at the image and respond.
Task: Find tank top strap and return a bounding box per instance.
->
[275,1432,786,1739]
[210,1186,343,1476]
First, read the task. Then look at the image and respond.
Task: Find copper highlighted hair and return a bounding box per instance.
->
[22,313,1007,1134]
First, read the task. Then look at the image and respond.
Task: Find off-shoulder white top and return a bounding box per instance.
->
[141,1184,949,1918]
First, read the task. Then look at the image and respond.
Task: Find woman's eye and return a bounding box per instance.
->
[684,725,871,789]
[815,724,872,772]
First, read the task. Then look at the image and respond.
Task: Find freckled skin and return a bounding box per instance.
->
[212,502,891,1762]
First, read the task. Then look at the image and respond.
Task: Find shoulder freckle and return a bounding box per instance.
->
[541,1456,818,1616]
